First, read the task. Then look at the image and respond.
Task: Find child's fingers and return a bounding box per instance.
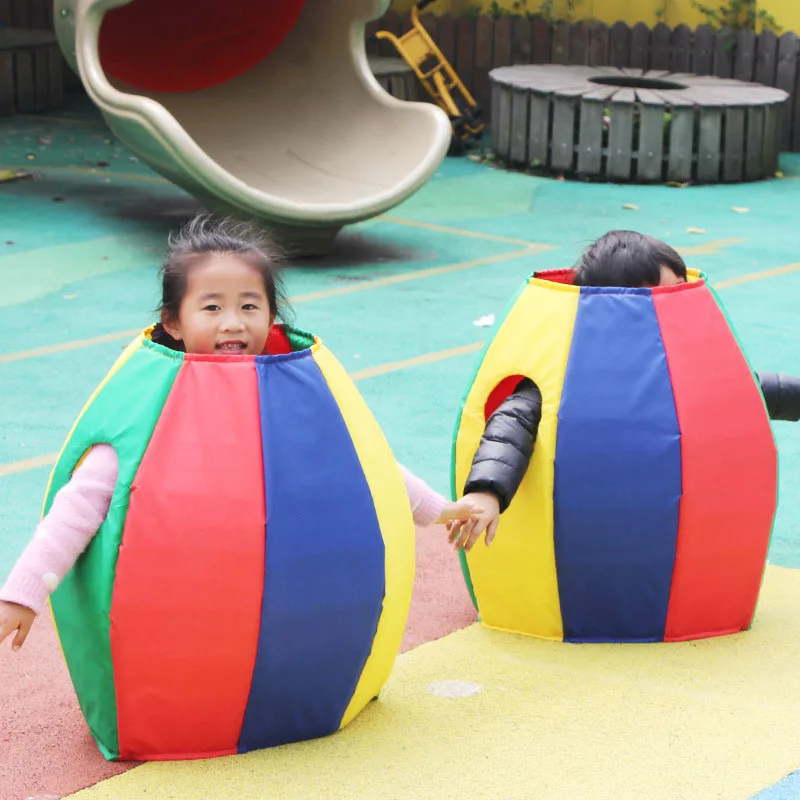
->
[0,617,20,648]
[448,520,464,544]
[0,621,12,647]
[451,519,474,550]
[12,617,33,652]
[453,502,484,522]
[485,517,500,547]
[464,512,495,552]
[463,521,487,552]
[456,519,480,551]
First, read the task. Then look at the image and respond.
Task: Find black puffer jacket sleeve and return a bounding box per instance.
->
[757,371,800,421]
[463,378,542,513]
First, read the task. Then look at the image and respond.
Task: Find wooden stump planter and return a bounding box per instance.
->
[490,64,788,183]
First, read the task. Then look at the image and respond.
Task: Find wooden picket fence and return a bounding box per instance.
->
[366,12,800,152]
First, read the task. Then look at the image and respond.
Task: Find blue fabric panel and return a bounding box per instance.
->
[238,352,385,751]
[553,288,682,643]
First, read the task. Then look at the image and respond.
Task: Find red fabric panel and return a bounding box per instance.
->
[653,283,778,642]
[111,357,265,760]
[264,325,292,356]
[485,374,526,419]
[533,269,576,285]
[99,0,308,93]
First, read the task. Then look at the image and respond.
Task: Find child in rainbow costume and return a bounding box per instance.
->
[0,216,483,761]
[450,231,800,644]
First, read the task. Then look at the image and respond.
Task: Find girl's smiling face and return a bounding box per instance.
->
[162,254,274,356]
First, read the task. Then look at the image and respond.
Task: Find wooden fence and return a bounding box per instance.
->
[366,12,800,152]
[0,0,82,93]
[0,0,51,29]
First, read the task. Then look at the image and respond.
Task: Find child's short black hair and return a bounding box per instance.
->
[572,230,688,288]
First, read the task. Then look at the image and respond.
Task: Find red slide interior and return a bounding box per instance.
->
[99,0,308,93]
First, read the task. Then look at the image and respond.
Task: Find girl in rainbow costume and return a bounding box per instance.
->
[0,215,482,761]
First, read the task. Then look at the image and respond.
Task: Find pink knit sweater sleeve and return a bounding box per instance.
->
[398,463,447,527]
[0,444,118,613]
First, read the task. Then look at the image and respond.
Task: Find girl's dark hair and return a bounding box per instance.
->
[572,230,688,288]
[152,214,293,350]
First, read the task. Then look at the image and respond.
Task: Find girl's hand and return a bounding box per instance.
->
[447,492,501,553]
[0,600,36,652]
[435,496,485,525]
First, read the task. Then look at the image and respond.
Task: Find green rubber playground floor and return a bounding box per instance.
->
[2,94,800,580]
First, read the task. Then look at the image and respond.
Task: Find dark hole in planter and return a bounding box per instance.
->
[589,76,687,91]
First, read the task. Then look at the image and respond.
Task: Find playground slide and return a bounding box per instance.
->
[53,0,452,254]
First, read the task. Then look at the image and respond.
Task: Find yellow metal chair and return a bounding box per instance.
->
[376,0,484,147]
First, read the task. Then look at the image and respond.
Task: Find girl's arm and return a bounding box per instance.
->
[0,444,118,615]
[462,378,542,512]
[398,464,485,527]
[398,463,448,526]
[757,372,800,422]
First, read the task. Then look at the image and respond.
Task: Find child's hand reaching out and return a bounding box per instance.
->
[435,495,485,526]
[447,492,501,553]
[0,600,35,652]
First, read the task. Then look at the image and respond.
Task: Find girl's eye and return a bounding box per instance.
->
[203,304,220,312]
[242,303,258,311]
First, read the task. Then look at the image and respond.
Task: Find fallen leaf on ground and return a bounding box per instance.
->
[623,203,639,210]
[0,169,32,184]
[686,227,707,235]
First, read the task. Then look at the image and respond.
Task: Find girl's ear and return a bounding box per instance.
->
[161,310,183,342]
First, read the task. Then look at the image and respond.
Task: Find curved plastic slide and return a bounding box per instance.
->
[53,0,452,254]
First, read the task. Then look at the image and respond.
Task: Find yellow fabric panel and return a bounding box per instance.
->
[45,333,145,644]
[687,268,702,283]
[454,278,580,640]
[311,345,416,729]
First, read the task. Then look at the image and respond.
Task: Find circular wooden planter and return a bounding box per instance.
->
[490,65,789,183]
[368,56,419,102]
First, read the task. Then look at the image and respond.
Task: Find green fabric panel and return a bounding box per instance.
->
[48,342,182,760]
[449,275,532,614]
[284,325,315,352]
[706,279,780,630]
[457,550,478,611]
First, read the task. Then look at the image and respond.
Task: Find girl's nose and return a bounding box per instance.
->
[220,312,245,331]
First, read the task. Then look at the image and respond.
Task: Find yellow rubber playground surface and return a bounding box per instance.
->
[69,567,800,800]
[2,98,800,799]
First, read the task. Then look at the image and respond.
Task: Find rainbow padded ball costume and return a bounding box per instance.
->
[453,269,777,644]
[45,327,414,761]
